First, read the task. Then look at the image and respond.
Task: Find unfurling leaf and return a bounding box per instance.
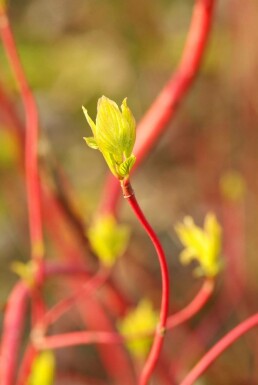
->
[82,96,136,179]
[118,154,136,178]
[83,136,99,149]
[175,213,222,277]
[88,215,130,267]
[118,299,158,358]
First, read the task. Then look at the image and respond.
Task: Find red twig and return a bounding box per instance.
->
[179,313,258,385]
[99,0,216,216]
[34,331,124,350]
[33,279,214,353]
[0,6,43,261]
[37,268,109,332]
[0,282,29,385]
[15,345,37,385]
[167,279,214,329]
[42,186,136,385]
[121,179,170,385]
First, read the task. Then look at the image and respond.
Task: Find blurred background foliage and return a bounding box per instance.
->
[1,1,258,384]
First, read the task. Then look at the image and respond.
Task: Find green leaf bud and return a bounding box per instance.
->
[118,299,158,358]
[83,96,136,179]
[175,213,222,278]
[88,215,130,267]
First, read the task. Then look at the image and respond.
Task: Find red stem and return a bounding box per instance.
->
[0,7,43,260]
[42,186,136,385]
[30,279,213,353]
[34,331,124,350]
[167,279,214,329]
[121,180,170,385]
[15,345,38,385]
[0,282,29,385]
[99,0,216,216]
[179,313,258,385]
[37,268,109,332]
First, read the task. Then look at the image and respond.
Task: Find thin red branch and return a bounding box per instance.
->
[99,0,216,216]
[121,180,170,385]
[37,268,109,332]
[34,331,124,350]
[15,345,37,385]
[0,282,29,385]
[0,7,43,261]
[179,313,258,385]
[42,186,136,385]
[167,278,214,329]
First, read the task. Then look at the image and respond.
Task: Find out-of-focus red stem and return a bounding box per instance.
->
[99,0,216,216]
[35,278,213,352]
[167,279,214,329]
[0,7,43,261]
[15,345,37,385]
[179,313,258,385]
[0,282,29,385]
[37,268,109,331]
[121,180,170,385]
[44,262,92,277]
[42,187,135,385]
[34,331,124,350]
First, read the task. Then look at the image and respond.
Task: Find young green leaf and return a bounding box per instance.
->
[118,299,158,358]
[118,154,136,178]
[83,136,99,149]
[88,215,130,267]
[82,96,136,179]
[175,213,222,277]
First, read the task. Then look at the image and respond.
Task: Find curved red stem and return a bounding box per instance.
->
[122,180,170,385]
[167,279,214,329]
[99,0,216,217]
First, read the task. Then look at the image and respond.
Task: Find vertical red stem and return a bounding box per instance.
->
[122,181,170,385]
[0,7,43,261]
[0,282,29,385]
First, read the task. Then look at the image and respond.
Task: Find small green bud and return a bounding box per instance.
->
[88,215,130,267]
[118,299,158,358]
[83,96,136,179]
[175,213,222,278]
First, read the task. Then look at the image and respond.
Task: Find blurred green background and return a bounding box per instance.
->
[1,1,258,384]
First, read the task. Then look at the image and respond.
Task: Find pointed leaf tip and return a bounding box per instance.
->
[84,137,99,149]
[82,106,97,135]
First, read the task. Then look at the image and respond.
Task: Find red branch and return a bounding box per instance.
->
[167,278,214,329]
[0,282,29,385]
[180,313,258,385]
[37,268,109,332]
[99,0,216,216]
[34,331,124,350]
[0,7,43,261]
[121,180,170,385]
